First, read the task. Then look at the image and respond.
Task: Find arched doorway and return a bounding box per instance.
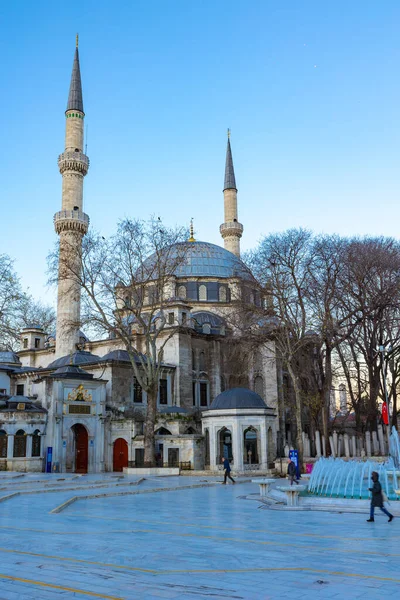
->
[219,428,233,462]
[72,424,88,473]
[113,438,128,472]
[244,427,259,464]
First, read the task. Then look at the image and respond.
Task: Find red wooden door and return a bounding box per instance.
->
[74,424,88,473]
[113,438,128,472]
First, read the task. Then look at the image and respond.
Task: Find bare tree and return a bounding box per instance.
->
[0,254,55,350]
[50,217,189,467]
[247,228,316,466]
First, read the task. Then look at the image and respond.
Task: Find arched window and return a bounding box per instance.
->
[254,375,264,398]
[202,323,211,334]
[199,284,207,301]
[219,286,227,302]
[185,427,196,434]
[220,376,225,393]
[192,350,196,370]
[199,351,206,372]
[244,427,259,464]
[155,427,172,436]
[177,285,187,299]
[13,430,26,458]
[219,427,233,462]
[0,430,7,458]
[32,430,41,457]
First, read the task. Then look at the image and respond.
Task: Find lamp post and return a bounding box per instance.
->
[379,345,391,455]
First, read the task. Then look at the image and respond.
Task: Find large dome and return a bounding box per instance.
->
[210,388,267,410]
[145,241,254,280]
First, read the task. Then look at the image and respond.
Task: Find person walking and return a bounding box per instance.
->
[287,458,298,486]
[367,471,394,523]
[222,457,235,484]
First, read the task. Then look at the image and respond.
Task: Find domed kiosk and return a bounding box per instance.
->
[202,388,277,473]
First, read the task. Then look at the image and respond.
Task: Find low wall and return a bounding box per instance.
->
[123,467,180,476]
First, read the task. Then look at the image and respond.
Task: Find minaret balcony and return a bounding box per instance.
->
[220,221,243,239]
[54,210,89,235]
[58,151,89,175]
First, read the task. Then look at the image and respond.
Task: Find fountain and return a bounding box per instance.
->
[308,427,400,500]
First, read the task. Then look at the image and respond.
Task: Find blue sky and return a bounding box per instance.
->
[1,1,400,302]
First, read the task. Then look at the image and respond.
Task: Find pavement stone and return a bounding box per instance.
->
[0,473,398,598]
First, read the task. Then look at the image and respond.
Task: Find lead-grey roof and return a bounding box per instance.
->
[66,47,84,113]
[161,241,253,279]
[224,138,237,191]
[50,365,94,380]
[47,351,99,370]
[0,351,21,366]
[210,388,267,410]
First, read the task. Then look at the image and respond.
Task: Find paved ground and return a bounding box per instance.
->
[0,473,399,599]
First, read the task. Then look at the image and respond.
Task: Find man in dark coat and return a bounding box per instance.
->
[288,458,298,486]
[367,471,394,522]
[222,457,235,484]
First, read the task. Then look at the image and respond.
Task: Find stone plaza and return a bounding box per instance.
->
[0,473,399,599]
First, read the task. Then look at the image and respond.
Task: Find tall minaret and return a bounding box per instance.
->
[54,36,89,357]
[219,130,243,257]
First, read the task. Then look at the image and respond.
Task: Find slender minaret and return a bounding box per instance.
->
[219,130,243,257]
[54,36,89,357]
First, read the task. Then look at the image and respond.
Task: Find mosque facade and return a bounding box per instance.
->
[0,43,279,474]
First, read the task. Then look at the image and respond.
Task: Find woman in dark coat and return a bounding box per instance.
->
[367,471,394,522]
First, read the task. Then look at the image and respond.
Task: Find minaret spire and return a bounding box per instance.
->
[224,129,237,191]
[66,39,84,114]
[54,40,90,357]
[219,131,243,257]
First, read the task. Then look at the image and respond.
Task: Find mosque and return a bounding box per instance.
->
[0,42,280,474]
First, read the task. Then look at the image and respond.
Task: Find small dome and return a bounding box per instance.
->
[47,350,99,370]
[0,351,21,367]
[22,323,44,331]
[210,388,267,410]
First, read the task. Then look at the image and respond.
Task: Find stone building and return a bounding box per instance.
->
[0,41,281,473]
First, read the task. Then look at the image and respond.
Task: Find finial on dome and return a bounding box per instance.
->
[188,218,195,242]
[227,128,230,139]
[76,33,79,48]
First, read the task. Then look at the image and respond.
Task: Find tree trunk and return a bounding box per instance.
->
[143,386,158,467]
[321,345,332,445]
[287,361,304,470]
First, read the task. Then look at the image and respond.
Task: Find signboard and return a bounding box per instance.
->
[289,449,300,479]
[46,446,53,473]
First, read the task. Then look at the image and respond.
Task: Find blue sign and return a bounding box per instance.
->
[289,449,300,479]
[46,447,53,473]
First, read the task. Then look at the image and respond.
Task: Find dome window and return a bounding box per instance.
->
[219,286,227,302]
[199,285,207,301]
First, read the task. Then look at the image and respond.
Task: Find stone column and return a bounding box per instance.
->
[315,431,322,457]
[333,431,338,455]
[377,424,386,455]
[372,431,379,456]
[329,435,336,457]
[321,435,326,457]
[26,434,33,458]
[7,434,14,458]
[365,431,372,457]
[209,427,217,472]
[344,433,350,458]
[232,422,243,472]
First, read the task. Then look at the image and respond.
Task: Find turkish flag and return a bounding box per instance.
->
[382,402,389,425]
